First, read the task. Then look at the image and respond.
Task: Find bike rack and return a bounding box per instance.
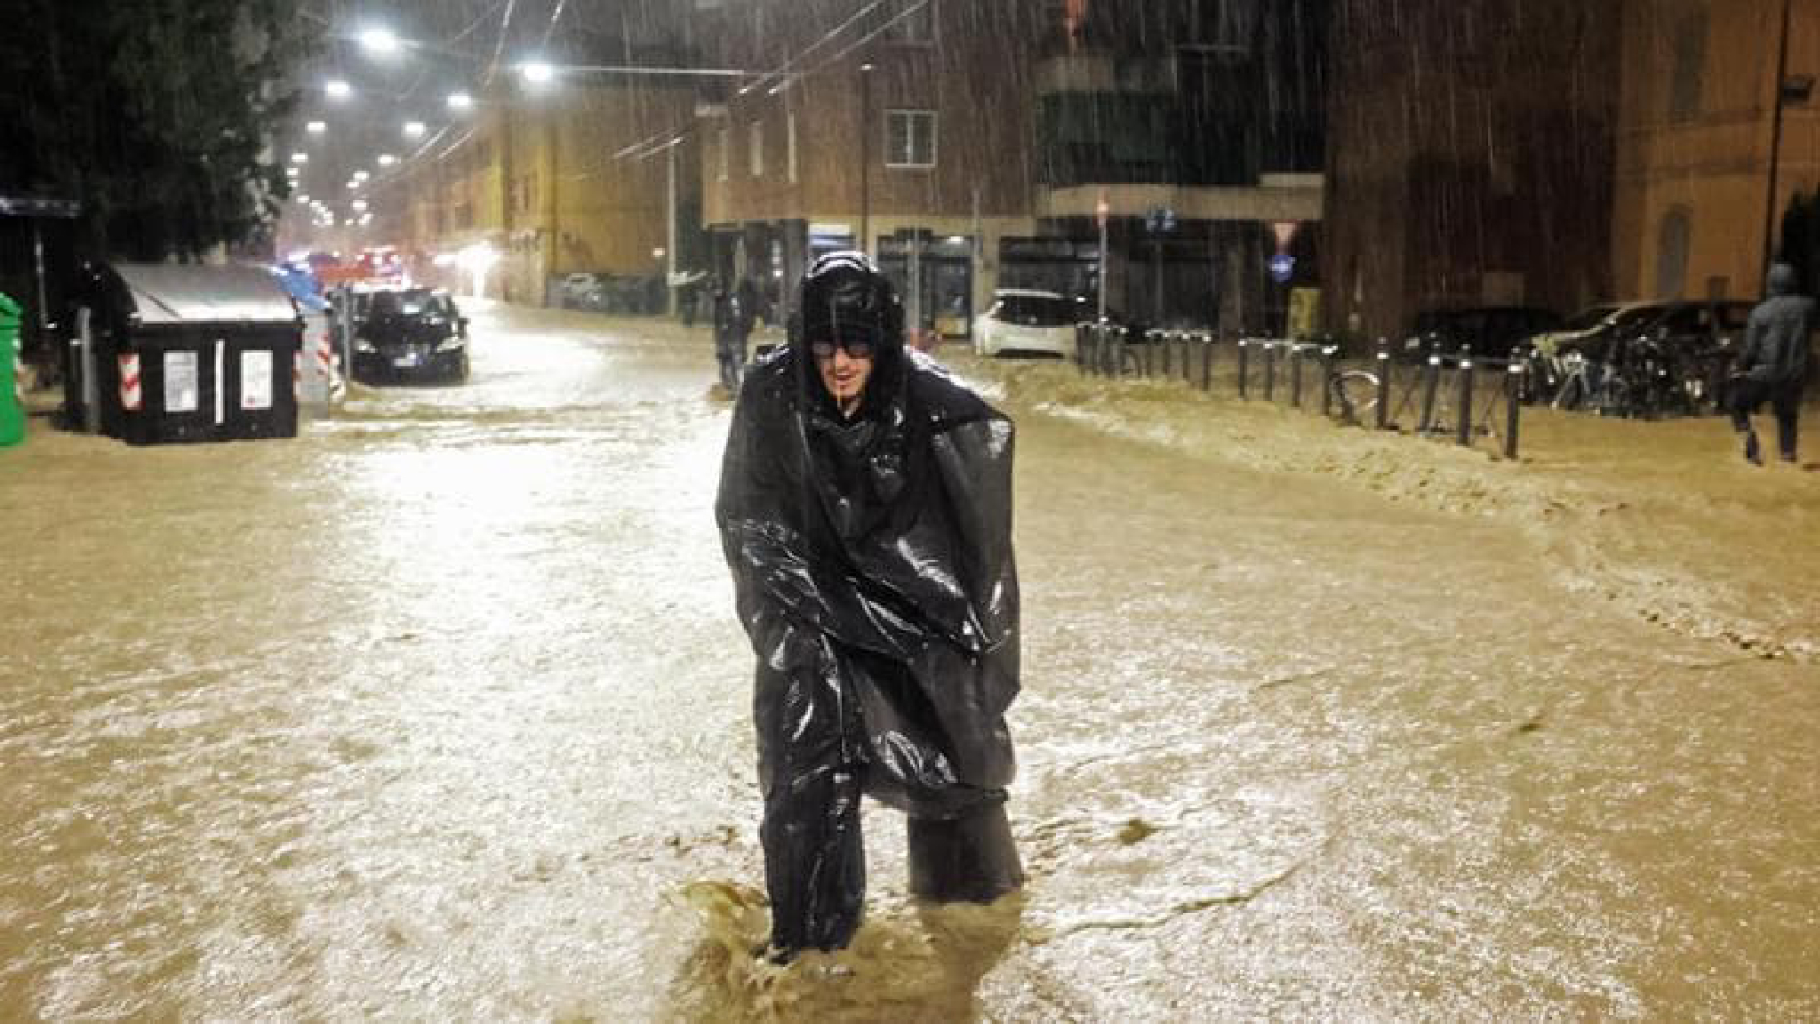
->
[1059,327,1526,460]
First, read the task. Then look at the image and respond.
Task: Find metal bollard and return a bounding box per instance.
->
[1143,329,1159,377]
[1237,339,1250,399]
[1158,329,1171,377]
[1319,345,1336,418]
[1374,341,1391,430]
[1263,342,1277,402]
[1455,350,1474,446]
[1115,325,1130,377]
[1200,333,1214,391]
[1504,350,1523,460]
[1419,354,1441,433]
[1289,344,1304,408]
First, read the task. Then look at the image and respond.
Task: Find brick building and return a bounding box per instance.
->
[1320,1,1621,342]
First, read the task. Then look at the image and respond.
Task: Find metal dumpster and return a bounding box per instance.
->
[64,262,302,445]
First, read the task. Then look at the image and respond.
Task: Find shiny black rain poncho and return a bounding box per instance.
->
[715,274,1021,951]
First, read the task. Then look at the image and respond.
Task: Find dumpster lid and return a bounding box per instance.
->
[110,263,299,326]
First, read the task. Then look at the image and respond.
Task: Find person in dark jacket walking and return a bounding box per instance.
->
[711,278,741,390]
[715,251,1024,964]
[1731,262,1814,464]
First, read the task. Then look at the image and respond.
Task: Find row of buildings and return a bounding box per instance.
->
[315,0,1820,344]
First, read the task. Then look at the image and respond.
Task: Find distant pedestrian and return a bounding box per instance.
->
[715,251,1024,965]
[1730,262,1814,465]
[711,278,741,391]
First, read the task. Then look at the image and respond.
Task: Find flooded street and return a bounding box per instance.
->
[4,302,1818,1020]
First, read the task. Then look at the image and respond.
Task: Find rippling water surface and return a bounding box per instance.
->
[3,304,1817,1020]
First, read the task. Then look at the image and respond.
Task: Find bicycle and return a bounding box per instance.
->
[1325,357,1382,426]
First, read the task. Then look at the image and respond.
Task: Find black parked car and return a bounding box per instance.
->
[350,288,470,385]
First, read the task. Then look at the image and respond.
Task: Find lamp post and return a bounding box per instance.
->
[859,62,874,256]
[1763,0,1794,284]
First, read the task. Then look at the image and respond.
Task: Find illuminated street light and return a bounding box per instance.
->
[351,199,369,212]
[324,79,352,100]
[519,60,555,86]
[290,152,309,164]
[377,154,397,167]
[352,170,370,182]
[306,120,326,134]
[357,26,400,56]
[403,120,426,138]
[346,180,360,190]
[447,91,474,111]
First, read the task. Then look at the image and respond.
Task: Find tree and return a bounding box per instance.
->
[0,0,317,260]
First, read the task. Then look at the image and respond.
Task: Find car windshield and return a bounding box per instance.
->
[370,289,449,317]
[996,294,1074,326]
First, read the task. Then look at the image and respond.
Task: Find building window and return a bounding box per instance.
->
[749,121,764,177]
[718,125,730,182]
[885,110,937,168]
[1656,206,1692,298]
[1668,7,1707,124]
[787,113,798,183]
[884,0,935,43]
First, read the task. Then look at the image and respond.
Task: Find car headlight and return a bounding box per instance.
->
[355,338,377,353]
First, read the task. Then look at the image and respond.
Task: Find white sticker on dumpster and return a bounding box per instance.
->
[164,351,199,413]
[240,350,273,410]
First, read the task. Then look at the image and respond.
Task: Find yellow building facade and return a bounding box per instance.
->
[1614,0,1820,300]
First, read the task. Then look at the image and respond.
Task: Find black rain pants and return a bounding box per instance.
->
[754,654,1023,954]
[1729,377,1804,462]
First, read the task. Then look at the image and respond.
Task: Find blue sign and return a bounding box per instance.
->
[1267,254,1296,283]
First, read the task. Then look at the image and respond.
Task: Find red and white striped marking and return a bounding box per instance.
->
[118,353,142,411]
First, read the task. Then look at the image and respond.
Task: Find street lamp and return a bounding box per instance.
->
[447,91,474,111]
[519,61,555,86]
[290,152,309,164]
[305,120,326,134]
[377,154,397,167]
[324,79,352,100]
[357,26,400,57]
[402,121,426,139]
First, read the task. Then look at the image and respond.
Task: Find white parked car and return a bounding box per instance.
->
[973,289,1080,358]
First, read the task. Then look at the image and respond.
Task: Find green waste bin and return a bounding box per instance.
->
[0,293,22,447]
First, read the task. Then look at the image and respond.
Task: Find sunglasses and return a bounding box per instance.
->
[809,337,875,360]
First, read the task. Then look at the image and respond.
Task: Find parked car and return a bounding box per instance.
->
[350,287,470,385]
[973,289,1079,358]
[1403,305,1562,362]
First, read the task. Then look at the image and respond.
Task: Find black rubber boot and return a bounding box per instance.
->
[1743,430,1763,465]
[907,801,1024,904]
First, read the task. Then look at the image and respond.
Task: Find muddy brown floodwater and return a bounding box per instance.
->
[3,302,1817,1020]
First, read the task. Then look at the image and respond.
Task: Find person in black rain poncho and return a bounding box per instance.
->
[715,251,1024,963]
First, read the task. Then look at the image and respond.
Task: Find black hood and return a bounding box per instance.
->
[793,251,907,423]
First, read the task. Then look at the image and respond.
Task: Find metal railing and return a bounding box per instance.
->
[1072,322,1525,460]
